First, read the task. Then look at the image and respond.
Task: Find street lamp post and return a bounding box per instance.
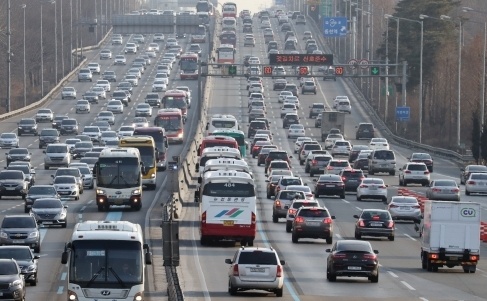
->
[60,0,64,77]
[6,0,11,112]
[54,0,58,84]
[22,4,26,107]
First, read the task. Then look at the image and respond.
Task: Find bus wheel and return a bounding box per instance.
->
[97,205,105,212]
[200,236,208,246]
[247,239,254,247]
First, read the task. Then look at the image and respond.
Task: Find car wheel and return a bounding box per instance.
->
[272,215,278,223]
[44,165,49,170]
[388,235,395,241]
[421,253,428,269]
[310,171,314,177]
[34,245,40,253]
[275,288,283,297]
[389,171,395,176]
[228,280,237,296]
[340,193,345,199]
[466,189,471,196]
[327,271,336,282]
[354,232,361,239]
[369,273,379,283]
[267,192,272,199]
[286,222,292,233]
[291,233,299,243]
[30,274,38,286]
[356,196,361,201]
[326,237,333,244]
[62,221,67,228]
[24,207,29,213]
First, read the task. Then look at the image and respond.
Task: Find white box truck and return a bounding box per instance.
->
[320,111,346,141]
[420,201,481,273]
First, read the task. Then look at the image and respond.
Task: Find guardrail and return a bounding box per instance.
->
[306,16,474,164]
[0,28,112,122]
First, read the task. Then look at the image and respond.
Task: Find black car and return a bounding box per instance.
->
[273,80,287,91]
[6,148,31,166]
[0,246,39,285]
[82,91,99,104]
[354,209,395,241]
[24,185,60,213]
[112,90,131,106]
[247,120,268,138]
[0,259,26,299]
[408,152,434,172]
[355,123,375,140]
[340,169,365,191]
[292,206,335,244]
[243,24,253,33]
[264,151,292,174]
[353,151,371,170]
[144,93,161,107]
[17,118,38,136]
[283,113,299,129]
[313,174,345,198]
[60,119,79,135]
[38,129,60,149]
[348,145,370,162]
[0,170,28,199]
[257,146,277,166]
[281,22,291,31]
[72,141,94,159]
[52,115,68,129]
[326,240,379,282]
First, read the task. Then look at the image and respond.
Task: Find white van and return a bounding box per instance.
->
[206,114,239,135]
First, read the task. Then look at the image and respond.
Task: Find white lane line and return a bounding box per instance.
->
[191,208,211,301]
[404,234,417,241]
[60,272,67,281]
[342,199,350,203]
[401,280,416,290]
[355,206,362,211]
[387,271,398,278]
[419,298,429,301]
[335,233,342,239]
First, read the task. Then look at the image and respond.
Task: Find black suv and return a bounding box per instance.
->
[144,93,161,107]
[60,119,79,135]
[0,246,39,286]
[52,115,68,129]
[339,169,365,191]
[24,185,59,213]
[17,118,38,136]
[0,259,26,298]
[283,113,299,128]
[112,90,131,106]
[355,123,375,140]
[38,129,60,148]
[247,120,268,138]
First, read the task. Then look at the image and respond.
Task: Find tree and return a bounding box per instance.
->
[471,112,481,163]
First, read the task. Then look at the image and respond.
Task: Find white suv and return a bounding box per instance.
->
[225,247,285,297]
[399,162,430,186]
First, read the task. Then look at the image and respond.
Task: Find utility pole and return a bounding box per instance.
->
[7,0,11,112]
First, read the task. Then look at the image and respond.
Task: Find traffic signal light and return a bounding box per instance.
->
[228,65,237,76]
[299,66,308,76]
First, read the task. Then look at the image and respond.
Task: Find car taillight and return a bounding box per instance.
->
[294,216,305,223]
[202,211,206,224]
[359,184,368,188]
[452,188,460,193]
[405,170,411,174]
[276,265,283,277]
[327,166,333,170]
[332,253,346,259]
[389,204,398,208]
[323,217,332,224]
[233,264,239,276]
[424,171,430,174]
[288,208,297,215]
[251,212,256,224]
[432,188,441,192]
[413,205,421,209]
[312,160,317,166]
[467,181,475,185]
[470,255,479,261]
[387,221,394,228]
[341,176,346,181]
[363,254,377,260]
[358,220,365,227]
[379,185,387,189]
[275,200,282,208]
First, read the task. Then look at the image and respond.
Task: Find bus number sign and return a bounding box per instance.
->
[263,66,273,75]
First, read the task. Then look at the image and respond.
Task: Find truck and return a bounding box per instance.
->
[320,111,346,141]
[420,201,481,273]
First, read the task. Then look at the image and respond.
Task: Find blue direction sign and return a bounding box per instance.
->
[396,106,410,121]
[323,17,348,37]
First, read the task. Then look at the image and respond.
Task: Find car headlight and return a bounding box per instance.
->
[0,231,7,239]
[70,185,76,189]
[58,212,67,219]
[150,173,156,178]
[25,264,36,272]
[9,279,22,288]
[28,231,38,238]
[97,189,106,195]
[132,189,141,195]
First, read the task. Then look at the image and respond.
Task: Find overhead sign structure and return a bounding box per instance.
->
[269,54,333,66]
[323,17,348,38]
[347,59,358,69]
[396,106,410,121]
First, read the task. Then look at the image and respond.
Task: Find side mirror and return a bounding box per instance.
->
[331,216,336,219]
[399,168,403,171]
[280,260,286,265]
[265,179,270,182]
[325,248,331,253]
[353,214,359,219]
[313,179,317,182]
[374,250,379,254]
[145,251,152,265]
[43,151,46,154]
[61,251,69,264]
[225,259,232,264]
[34,255,40,260]
[304,183,308,186]
[51,175,54,178]
[289,155,293,158]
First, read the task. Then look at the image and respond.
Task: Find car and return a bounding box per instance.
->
[353,150,373,170]
[114,55,127,65]
[280,22,291,31]
[460,164,487,184]
[282,113,299,129]
[348,145,370,162]
[314,113,323,127]
[0,170,28,199]
[43,143,71,170]
[65,138,80,152]
[153,33,165,41]
[303,31,313,40]
[426,179,460,201]
[81,126,101,142]
[52,175,80,201]
[87,62,101,74]
[251,140,272,158]
[399,162,430,186]
[283,84,298,96]
[61,86,77,99]
[291,206,335,244]
[99,49,112,59]
[52,168,84,194]
[308,103,325,118]
[0,133,19,149]
[132,117,149,128]
[75,99,90,114]
[330,140,352,157]
[78,68,93,82]
[106,100,124,114]
[154,72,169,85]
[17,118,37,136]
[112,90,131,106]
[267,160,290,175]
[82,91,99,104]
[99,131,119,147]
[248,100,266,113]
[102,70,117,82]
[296,14,306,24]
[52,115,68,129]
[152,80,167,92]
[301,80,317,94]
[165,38,178,49]
[147,42,160,52]
[326,240,379,282]
[368,149,396,175]
[369,138,390,150]
[188,44,202,56]
[333,95,349,108]
[280,103,297,118]
[91,86,107,99]
[273,176,303,196]
[355,122,375,139]
[0,214,40,252]
[38,129,60,148]
[124,43,137,54]
[30,198,67,228]
[356,177,388,202]
[408,153,434,172]
[387,196,422,222]
[6,164,35,188]
[285,198,320,232]
[273,79,287,91]
[294,137,312,154]
[117,126,135,138]
[243,36,255,46]
[354,209,395,241]
[225,247,285,296]
[313,174,345,198]
[283,95,300,108]
[287,124,305,139]
[72,141,93,159]
[257,146,277,166]
[0,258,27,297]
[271,189,305,219]
[340,169,365,191]
[6,148,31,166]
[0,246,39,286]
[96,111,115,125]
[271,66,286,78]
[298,142,322,164]
[124,74,139,86]
[60,119,79,135]
[305,151,332,173]
[24,185,59,213]
[96,79,111,92]
[464,172,487,195]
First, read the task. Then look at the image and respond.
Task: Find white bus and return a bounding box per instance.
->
[206,114,239,135]
[216,44,236,64]
[222,17,237,31]
[199,158,252,180]
[196,146,242,174]
[94,148,143,211]
[61,221,152,301]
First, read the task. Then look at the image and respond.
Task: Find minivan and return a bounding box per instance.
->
[368,149,396,175]
[43,144,71,170]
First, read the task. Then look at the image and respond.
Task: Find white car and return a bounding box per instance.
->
[114,55,127,65]
[247,66,261,75]
[75,100,91,114]
[325,159,351,175]
[147,43,160,52]
[127,68,142,79]
[280,104,297,118]
[336,99,351,113]
[96,80,111,92]
[118,126,135,138]
[294,137,312,153]
[369,138,390,150]
[87,62,101,74]
[61,87,77,99]
[156,64,171,74]
[99,49,112,59]
[125,43,137,54]
[81,126,101,142]
[132,117,149,128]
[91,86,107,99]
[287,124,306,139]
[162,54,176,65]
[248,93,264,105]
[153,33,165,41]
[106,100,124,114]
[248,83,264,96]
[160,58,174,67]
[248,57,260,65]
[65,138,81,152]
[0,133,19,148]
[325,134,344,149]
[96,111,115,125]
[399,162,430,186]
[152,80,168,92]
[283,96,300,108]
[356,177,388,202]
[166,38,178,48]
[145,50,157,58]
[124,75,139,86]
[99,131,119,146]
[53,175,79,201]
[249,100,266,113]
[330,140,352,156]
[465,173,487,195]
[155,73,169,85]
[35,109,54,123]
[333,96,349,108]
[135,103,152,117]
[278,91,293,103]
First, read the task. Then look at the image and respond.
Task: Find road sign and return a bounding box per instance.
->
[347,59,358,69]
[396,106,410,121]
[269,54,333,66]
[359,59,369,69]
[228,65,237,76]
[263,66,273,75]
[323,17,348,38]
[299,66,309,76]
[335,66,344,76]
[370,66,380,76]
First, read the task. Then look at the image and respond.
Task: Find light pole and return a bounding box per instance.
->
[22,4,26,107]
[6,0,11,112]
[40,0,55,96]
[60,0,64,77]
[54,0,58,84]
[70,0,73,69]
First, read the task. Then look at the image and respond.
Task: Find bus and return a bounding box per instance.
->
[196,0,213,14]
[198,158,252,178]
[94,148,143,211]
[222,17,237,32]
[61,221,152,301]
[219,32,236,48]
[197,135,239,156]
[154,108,184,144]
[206,114,239,135]
[179,53,199,80]
[133,127,168,171]
[162,89,189,119]
[216,43,236,65]
[191,25,207,43]
[195,170,256,246]
[222,2,237,18]
[119,137,157,190]
[211,129,247,156]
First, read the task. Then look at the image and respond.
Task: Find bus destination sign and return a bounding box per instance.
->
[269,54,334,66]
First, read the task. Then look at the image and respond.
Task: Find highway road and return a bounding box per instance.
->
[177,13,487,301]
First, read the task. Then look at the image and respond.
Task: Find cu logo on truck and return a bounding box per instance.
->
[461,208,476,217]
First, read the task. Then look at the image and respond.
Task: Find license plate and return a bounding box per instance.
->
[5,187,15,190]
[306,222,320,226]
[250,267,265,273]
[12,240,24,244]
[348,266,361,270]
[399,207,410,210]
[42,221,53,225]
[381,164,388,167]
[369,187,377,190]
[115,199,124,205]
[319,167,325,170]
[326,185,335,187]
[223,220,234,226]
[449,256,459,260]
[370,222,382,227]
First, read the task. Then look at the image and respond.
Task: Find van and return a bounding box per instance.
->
[368,149,396,176]
[43,144,71,170]
[284,40,297,50]
[267,41,278,52]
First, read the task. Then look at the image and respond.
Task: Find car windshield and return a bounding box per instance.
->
[54,176,76,184]
[33,199,62,208]
[336,242,372,252]
[75,142,93,148]
[0,248,32,261]
[2,217,36,228]
[279,191,305,200]
[361,211,390,220]
[1,133,16,139]
[9,149,28,155]
[392,197,417,204]
[29,186,56,195]
[434,180,457,186]
[412,153,431,160]
[407,164,427,171]
[0,171,22,179]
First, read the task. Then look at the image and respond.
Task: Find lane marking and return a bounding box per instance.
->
[60,272,67,281]
[387,271,398,278]
[404,234,417,241]
[401,280,416,290]
[419,298,429,301]
[355,206,362,211]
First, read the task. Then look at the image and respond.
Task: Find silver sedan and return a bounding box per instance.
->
[426,179,460,201]
[387,196,421,223]
[465,173,487,195]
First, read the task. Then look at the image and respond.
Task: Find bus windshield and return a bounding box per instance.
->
[69,240,143,287]
[164,97,187,109]
[97,158,140,189]
[137,146,155,169]
[180,59,198,71]
[212,120,236,129]
[202,182,255,197]
[155,116,182,131]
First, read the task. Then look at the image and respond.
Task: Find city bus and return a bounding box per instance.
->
[119,136,157,190]
[191,25,207,43]
[196,0,213,14]
[94,148,143,211]
[222,17,237,32]
[197,135,239,156]
[162,89,189,119]
[219,32,236,48]
[133,127,168,171]
[222,2,237,18]
[206,114,239,135]
[179,53,199,80]
[216,43,236,65]
[154,108,184,144]
[195,170,256,246]
[61,220,152,301]
[196,146,241,175]
[211,129,247,156]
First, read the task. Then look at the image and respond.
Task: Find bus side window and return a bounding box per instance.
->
[205,123,209,130]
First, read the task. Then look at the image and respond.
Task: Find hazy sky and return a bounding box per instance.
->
[218,0,274,13]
